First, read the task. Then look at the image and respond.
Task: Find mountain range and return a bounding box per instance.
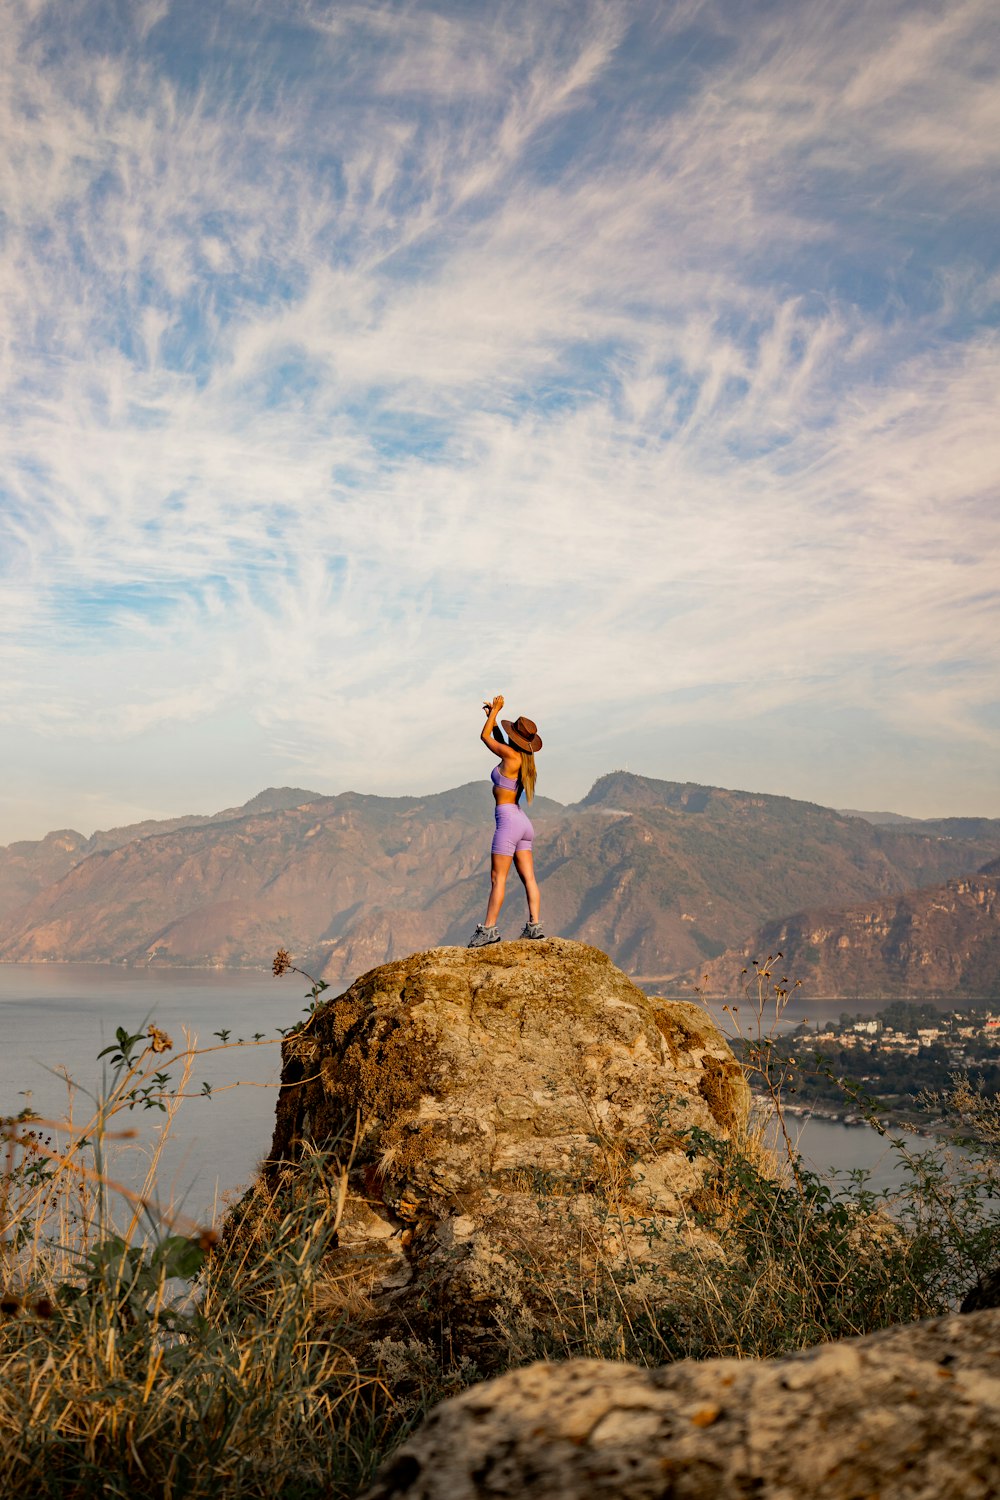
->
[687,861,1000,1001]
[2,772,1000,996]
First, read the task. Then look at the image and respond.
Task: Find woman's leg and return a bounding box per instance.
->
[512,849,540,923]
[484,852,513,926]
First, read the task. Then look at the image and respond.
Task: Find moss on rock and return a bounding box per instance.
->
[263,939,750,1370]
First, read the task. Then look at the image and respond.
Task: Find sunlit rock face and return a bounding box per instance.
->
[691,869,1000,999]
[266,939,748,1366]
[364,1308,1000,1500]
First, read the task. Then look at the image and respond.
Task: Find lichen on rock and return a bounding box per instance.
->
[362,1307,1000,1500]
[262,939,749,1366]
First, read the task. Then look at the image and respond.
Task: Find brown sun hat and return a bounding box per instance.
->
[501,715,542,753]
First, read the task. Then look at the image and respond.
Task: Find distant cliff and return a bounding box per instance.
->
[2,773,1000,986]
[687,863,1000,999]
[0,787,318,919]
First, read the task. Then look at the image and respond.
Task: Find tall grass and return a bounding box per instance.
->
[0,1022,413,1498]
[3,961,999,1497]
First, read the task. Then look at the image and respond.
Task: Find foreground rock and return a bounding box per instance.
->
[365,1307,1000,1500]
[264,940,748,1365]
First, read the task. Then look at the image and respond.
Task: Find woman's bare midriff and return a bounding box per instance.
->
[494,758,521,805]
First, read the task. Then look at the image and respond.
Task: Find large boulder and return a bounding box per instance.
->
[364,1307,1000,1500]
[265,939,749,1364]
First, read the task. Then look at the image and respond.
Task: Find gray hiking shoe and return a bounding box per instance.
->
[467,923,501,948]
[519,921,545,940]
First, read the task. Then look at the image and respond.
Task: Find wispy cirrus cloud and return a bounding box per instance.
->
[0,0,997,839]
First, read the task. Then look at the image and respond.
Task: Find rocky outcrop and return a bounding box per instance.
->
[687,871,1000,999]
[263,940,749,1366]
[365,1307,1000,1500]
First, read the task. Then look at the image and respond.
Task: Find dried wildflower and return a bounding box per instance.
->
[32,1297,54,1320]
[272,948,293,978]
[195,1228,220,1252]
[146,1024,173,1054]
[0,1292,21,1318]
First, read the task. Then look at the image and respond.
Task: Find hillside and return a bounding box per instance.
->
[838,808,921,826]
[684,866,1000,1000]
[2,772,1000,986]
[0,788,321,920]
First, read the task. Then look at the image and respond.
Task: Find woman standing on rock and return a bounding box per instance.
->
[467,695,545,948]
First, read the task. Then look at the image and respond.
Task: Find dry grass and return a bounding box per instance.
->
[4,970,997,1496]
[0,1027,406,1499]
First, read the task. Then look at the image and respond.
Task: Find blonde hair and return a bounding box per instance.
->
[519,750,537,804]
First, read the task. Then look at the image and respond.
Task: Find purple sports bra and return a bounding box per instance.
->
[491,764,522,800]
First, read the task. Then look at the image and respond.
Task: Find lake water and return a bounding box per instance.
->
[0,963,290,1227]
[0,964,958,1226]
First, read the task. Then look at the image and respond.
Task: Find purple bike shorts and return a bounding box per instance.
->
[491,802,534,856]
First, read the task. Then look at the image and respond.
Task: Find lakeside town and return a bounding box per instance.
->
[759,1001,1000,1133]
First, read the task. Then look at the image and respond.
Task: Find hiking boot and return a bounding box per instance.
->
[519,921,545,940]
[467,923,501,948]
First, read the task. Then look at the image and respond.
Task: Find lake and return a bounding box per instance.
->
[0,963,959,1225]
[0,963,290,1227]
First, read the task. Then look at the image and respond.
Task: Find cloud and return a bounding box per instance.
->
[0,0,998,838]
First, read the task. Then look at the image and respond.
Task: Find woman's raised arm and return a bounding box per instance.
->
[480,694,506,754]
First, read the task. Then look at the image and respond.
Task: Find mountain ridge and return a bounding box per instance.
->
[678,864,1000,1000]
[0,786,327,918]
[4,772,1000,989]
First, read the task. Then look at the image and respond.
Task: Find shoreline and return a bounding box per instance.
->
[764,1095,982,1147]
[0,957,272,972]
[3,957,979,1003]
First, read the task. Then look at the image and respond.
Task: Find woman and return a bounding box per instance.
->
[468,694,545,948]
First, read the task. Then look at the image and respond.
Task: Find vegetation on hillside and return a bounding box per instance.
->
[2,961,999,1497]
[689,866,1000,1001]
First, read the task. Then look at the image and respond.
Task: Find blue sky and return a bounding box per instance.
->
[1,0,999,841]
